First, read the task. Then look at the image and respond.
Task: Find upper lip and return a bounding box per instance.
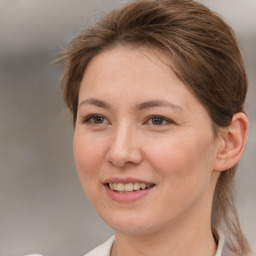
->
[102,177,155,184]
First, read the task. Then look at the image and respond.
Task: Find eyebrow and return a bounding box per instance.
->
[135,100,184,112]
[78,98,112,110]
[78,98,184,112]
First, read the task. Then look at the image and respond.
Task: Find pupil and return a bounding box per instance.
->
[94,116,103,123]
[153,117,163,125]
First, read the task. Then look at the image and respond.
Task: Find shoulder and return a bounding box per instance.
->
[84,236,115,256]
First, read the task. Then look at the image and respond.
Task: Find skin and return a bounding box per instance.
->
[73,46,248,256]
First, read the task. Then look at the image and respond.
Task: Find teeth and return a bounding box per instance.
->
[109,183,114,190]
[124,183,133,192]
[108,182,154,192]
[140,183,146,189]
[133,183,141,191]
[116,183,124,192]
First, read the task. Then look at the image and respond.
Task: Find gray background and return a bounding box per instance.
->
[0,0,255,256]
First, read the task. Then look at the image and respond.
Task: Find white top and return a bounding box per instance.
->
[84,229,233,256]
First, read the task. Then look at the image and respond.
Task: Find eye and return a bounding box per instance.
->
[146,115,173,126]
[82,114,109,125]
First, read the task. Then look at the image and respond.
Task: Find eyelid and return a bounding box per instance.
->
[82,114,110,125]
[145,115,174,125]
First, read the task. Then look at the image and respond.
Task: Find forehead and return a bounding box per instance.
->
[81,46,180,94]
[79,46,205,115]
[84,46,170,79]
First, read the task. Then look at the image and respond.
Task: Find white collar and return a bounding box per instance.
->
[84,236,114,256]
[214,228,226,256]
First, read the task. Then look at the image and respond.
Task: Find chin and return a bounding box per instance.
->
[99,209,162,235]
[109,221,153,235]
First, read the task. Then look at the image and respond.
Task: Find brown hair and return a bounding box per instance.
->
[60,0,250,254]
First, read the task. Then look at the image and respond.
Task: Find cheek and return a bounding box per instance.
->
[146,132,216,190]
[73,131,105,182]
[146,134,216,219]
[73,131,109,207]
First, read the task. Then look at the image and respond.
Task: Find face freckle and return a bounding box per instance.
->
[73,46,220,235]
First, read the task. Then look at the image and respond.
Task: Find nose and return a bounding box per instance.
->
[106,123,143,168]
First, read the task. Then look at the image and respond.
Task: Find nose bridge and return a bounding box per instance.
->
[114,121,132,148]
[107,121,142,167]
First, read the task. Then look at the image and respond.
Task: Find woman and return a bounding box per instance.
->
[60,0,252,255]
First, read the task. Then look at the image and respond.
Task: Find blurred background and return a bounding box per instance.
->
[0,0,255,255]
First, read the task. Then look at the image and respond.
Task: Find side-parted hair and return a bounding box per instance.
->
[60,0,250,255]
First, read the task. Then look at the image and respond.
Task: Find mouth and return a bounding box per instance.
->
[106,182,155,193]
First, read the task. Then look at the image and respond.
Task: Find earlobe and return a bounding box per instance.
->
[214,112,249,172]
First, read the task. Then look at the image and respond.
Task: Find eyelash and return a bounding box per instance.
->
[82,114,109,125]
[145,115,173,126]
[82,114,173,126]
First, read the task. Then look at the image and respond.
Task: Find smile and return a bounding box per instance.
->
[107,182,155,193]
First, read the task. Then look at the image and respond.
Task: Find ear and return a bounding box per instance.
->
[214,112,249,172]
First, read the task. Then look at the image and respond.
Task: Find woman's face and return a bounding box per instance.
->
[74,47,221,235]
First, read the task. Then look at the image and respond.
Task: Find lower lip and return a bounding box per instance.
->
[105,185,155,202]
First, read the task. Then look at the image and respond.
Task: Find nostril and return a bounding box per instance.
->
[106,148,143,168]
